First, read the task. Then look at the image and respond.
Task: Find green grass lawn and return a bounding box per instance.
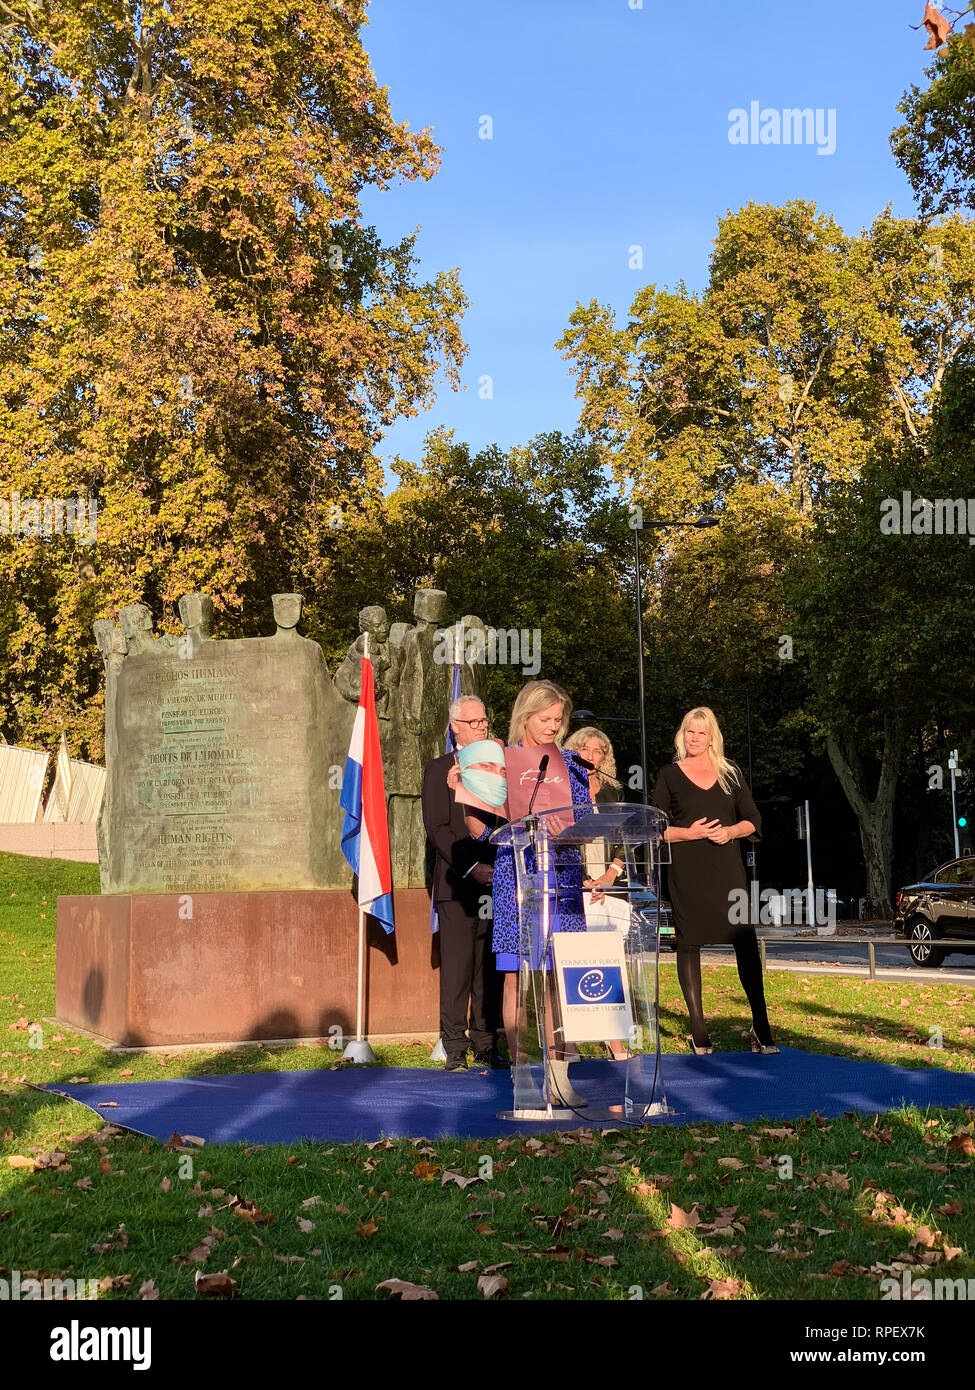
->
[1,850,973,1301]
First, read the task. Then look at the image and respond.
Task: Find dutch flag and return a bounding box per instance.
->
[340,655,395,935]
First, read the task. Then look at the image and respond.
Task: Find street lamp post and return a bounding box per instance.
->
[634,515,718,803]
[702,683,754,792]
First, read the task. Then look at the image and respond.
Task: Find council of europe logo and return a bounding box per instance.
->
[564,966,625,1005]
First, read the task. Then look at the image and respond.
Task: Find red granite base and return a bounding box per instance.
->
[55,888,440,1047]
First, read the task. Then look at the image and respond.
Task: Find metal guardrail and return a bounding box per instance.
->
[754,932,975,981]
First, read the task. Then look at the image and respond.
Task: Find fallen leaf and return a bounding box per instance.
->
[440,1169,483,1188]
[229,1197,275,1226]
[910,1225,938,1250]
[376,1278,438,1300]
[667,1203,700,1230]
[297,1218,315,1234]
[702,1276,745,1299]
[477,1273,508,1298]
[194,1270,234,1297]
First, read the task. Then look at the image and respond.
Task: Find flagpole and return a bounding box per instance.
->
[343,629,377,1065]
[429,635,463,1065]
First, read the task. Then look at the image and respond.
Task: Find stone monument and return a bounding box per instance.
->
[95,593,345,894]
[56,588,494,1048]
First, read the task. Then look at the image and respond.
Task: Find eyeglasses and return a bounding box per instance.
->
[456,718,488,728]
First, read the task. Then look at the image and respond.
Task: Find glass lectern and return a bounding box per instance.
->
[489,802,671,1123]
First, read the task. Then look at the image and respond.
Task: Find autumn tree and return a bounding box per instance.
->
[559,200,975,909]
[0,0,466,756]
[784,400,975,909]
[328,427,640,745]
[893,19,975,215]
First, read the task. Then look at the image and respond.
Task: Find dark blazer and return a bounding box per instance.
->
[422,751,497,911]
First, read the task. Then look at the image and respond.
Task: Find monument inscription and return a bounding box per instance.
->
[99,595,341,894]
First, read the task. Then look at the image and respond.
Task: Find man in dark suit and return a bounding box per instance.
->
[422,695,503,1071]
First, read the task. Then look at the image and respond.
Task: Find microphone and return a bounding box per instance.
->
[527,753,549,818]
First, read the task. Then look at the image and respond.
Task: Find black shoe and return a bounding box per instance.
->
[444,1054,469,1072]
[749,1027,780,1055]
[472,1049,509,1070]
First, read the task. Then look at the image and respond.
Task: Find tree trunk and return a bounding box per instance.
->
[826,712,906,918]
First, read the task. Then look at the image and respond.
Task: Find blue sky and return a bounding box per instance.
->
[359,0,937,475]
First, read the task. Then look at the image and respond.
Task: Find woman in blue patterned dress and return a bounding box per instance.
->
[453,680,609,1106]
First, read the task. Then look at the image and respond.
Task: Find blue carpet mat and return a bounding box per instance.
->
[43,1049,975,1145]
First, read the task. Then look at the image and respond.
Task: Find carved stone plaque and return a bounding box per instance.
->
[100,605,341,893]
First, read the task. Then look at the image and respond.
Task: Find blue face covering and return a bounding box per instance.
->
[458,741,508,808]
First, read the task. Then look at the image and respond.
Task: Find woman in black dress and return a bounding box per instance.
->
[652,706,778,1056]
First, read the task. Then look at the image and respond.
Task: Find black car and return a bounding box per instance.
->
[894,857,975,967]
[626,886,675,950]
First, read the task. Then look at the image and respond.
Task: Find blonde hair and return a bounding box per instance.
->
[674,706,741,795]
[564,726,619,788]
[508,680,572,746]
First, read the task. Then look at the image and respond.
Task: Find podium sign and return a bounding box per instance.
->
[490,801,672,1122]
[552,932,634,1043]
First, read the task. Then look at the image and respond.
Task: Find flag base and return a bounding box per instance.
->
[342,1038,378,1064]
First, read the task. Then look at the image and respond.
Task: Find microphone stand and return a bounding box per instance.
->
[523,755,552,1066]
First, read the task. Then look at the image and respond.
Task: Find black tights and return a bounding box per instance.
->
[676,932,772,1047]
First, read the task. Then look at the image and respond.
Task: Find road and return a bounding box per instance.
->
[681,931,975,985]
